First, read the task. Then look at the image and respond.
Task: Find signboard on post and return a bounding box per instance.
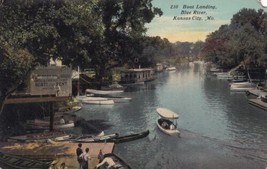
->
[29,66,72,96]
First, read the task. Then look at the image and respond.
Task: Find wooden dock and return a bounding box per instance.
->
[0,142,114,169]
[248,98,267,111]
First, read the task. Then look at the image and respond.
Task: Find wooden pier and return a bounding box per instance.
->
[248,98,267,111]
[0,142,114,169]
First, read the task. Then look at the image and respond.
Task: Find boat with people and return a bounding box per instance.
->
[95,153,131,169]
[156,107,179,135]
[0,151,57,169]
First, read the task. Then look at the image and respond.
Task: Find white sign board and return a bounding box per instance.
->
[30,66,72,96]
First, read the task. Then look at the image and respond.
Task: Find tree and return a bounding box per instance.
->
[203,8,267,68]
[0,44,33,112]
[89,0,162,87]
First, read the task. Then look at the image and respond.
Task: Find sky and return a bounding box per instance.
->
[145,0,267,43]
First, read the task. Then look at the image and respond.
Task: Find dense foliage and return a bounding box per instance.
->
[202,9,267,69]
[0,0,162,112]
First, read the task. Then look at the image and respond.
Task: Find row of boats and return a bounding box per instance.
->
[7,129,150,144]
[208,66,267,104]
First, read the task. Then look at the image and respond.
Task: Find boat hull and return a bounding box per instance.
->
[0,152,56,169]
[82,100,114,105]
[85,89,124,95]
[157,118,179,135]
[96,153,131,169]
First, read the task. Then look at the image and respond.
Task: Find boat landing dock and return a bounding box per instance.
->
[248,98,267,111]
[0,142,114,169]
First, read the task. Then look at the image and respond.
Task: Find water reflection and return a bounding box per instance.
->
[80,63,267,169]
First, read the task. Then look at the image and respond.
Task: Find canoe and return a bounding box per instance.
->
[71,133,119,143]
[95,153,131,169]
[110,130,149,144]
[85,88,124,95]
[0,151,57,169]
[7,131,72,143]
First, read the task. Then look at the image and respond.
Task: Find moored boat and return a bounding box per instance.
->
[156,107,180,135]
[71,133,119,143]
[110,130,149,144]
[82,99,115,105]
[85,88,124,95]
[166,66,177,71]
[95,153,131,169]
[0,151,57,169]
[7,131,72,143]
[230,82,257,92]
[72,130,149,144]
[25,120,75,130]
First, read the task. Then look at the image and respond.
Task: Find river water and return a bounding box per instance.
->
[76,62,267,169]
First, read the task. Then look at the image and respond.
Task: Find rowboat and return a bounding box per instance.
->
[82,99,115,105]
[166,67,176,71]
[81,95,131,103]
[85,88,124,95]
[95,153,131,169]
[25,120,75,130]
[0,151,57,169]
[7,131,72,143]
[230,82,257,92]
[156,107,180,135]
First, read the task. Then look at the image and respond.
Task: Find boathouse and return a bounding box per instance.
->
[120,68,155,84]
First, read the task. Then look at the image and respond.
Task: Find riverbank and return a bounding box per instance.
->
[0,142,114,169]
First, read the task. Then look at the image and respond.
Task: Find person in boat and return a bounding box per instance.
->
[76,143,83,169]
[161,121,168,129]
[97,149,104,163]
[170,124,176,130]
[59,116,65,124]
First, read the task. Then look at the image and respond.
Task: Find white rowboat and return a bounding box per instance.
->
[86,88,124,95]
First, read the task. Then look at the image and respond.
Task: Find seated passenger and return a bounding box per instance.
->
[170,124,176,130]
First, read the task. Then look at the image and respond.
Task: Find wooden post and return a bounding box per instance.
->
[49,102,54,131]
